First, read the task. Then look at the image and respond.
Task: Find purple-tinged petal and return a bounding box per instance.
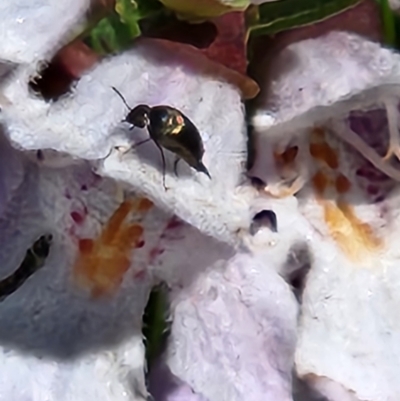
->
[149,360,210,401]
[0,129,25,219]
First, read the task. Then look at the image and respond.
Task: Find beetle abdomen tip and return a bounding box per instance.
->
[197,162,211,179]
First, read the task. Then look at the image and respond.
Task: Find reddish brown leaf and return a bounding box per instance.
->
[201,11,248,76]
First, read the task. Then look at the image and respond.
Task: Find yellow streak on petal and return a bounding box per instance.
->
[322,199,383,263]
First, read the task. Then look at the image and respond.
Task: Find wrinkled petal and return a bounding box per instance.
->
[150,196,315,401]
[250,30,400,401]
[295,122,400,401]
[0,0,90,64]
[148,360,210,401]
[251,31,400,143]
[0,144,175,400]
[2,39,258,245]
[250,31,400,192]
[300,376,363,401]
[166,252,297,401]
[0,129,25,218]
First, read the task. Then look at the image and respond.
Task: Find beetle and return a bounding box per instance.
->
[111,86,211,190]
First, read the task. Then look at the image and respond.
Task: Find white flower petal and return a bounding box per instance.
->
[2,40,257,245]
[151,208,306,401]
[251,31,400,142]
[0,129,25,218]
[0,148,174,401]
[251,30,400,401]
[0,0,90,64]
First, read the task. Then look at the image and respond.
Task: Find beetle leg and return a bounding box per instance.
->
[132,138,151,149]
[154,141,168,190]
[115,138,152,162]
[115,145,132,162]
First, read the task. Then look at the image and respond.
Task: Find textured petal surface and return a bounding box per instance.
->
[3,6,400,401]
[148,361,210,401]
[252,34,400,398]
[294,122,400,401]
[0,0,90,64]
[251,31,400,144]
[166,251,298,401]
[0,129,25,218]
[150,196,316,401]
[1,39,257,245]
[0,143,175,401]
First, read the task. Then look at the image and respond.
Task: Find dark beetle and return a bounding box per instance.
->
[0,234,53,302]
[112,86,211,189]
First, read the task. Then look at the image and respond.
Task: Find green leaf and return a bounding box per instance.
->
[247,0,362,37]
[158,0,249,21]
[115,0,163,31]
[115,0,141,38]
[376,0,397,47]
[86,13,134,55]
[142,283,170,370]
[84,0,165,55]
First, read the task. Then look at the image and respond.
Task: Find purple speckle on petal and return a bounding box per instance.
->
[347,109,389,157]
[133,270,147,280]
[367,185,379,196]
[71,211,85,224]
[166,217,184,231]
[356,167,387,182]
[345,108,397,204]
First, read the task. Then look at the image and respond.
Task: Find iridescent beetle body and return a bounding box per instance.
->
[112,87,211,189]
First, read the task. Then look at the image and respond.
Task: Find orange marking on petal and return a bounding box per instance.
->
[137,198,153,212]
[335,173,352,194]
[88,253,132,299]
[309,142,339,169]
[73,199,147,298]
[273,151,282,166]
[118,224,144,249]
[311,127,326,140]
[322,199,383,262]
[282,146,299,165]
[312,170,330,196]
[337,200,382,249]
[273,146,299,167]
[100,200,135,244]
[79,238,94,253]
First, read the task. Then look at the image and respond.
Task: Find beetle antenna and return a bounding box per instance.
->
[111,86,132,111]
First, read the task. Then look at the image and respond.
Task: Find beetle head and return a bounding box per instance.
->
[125,104,151,128]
